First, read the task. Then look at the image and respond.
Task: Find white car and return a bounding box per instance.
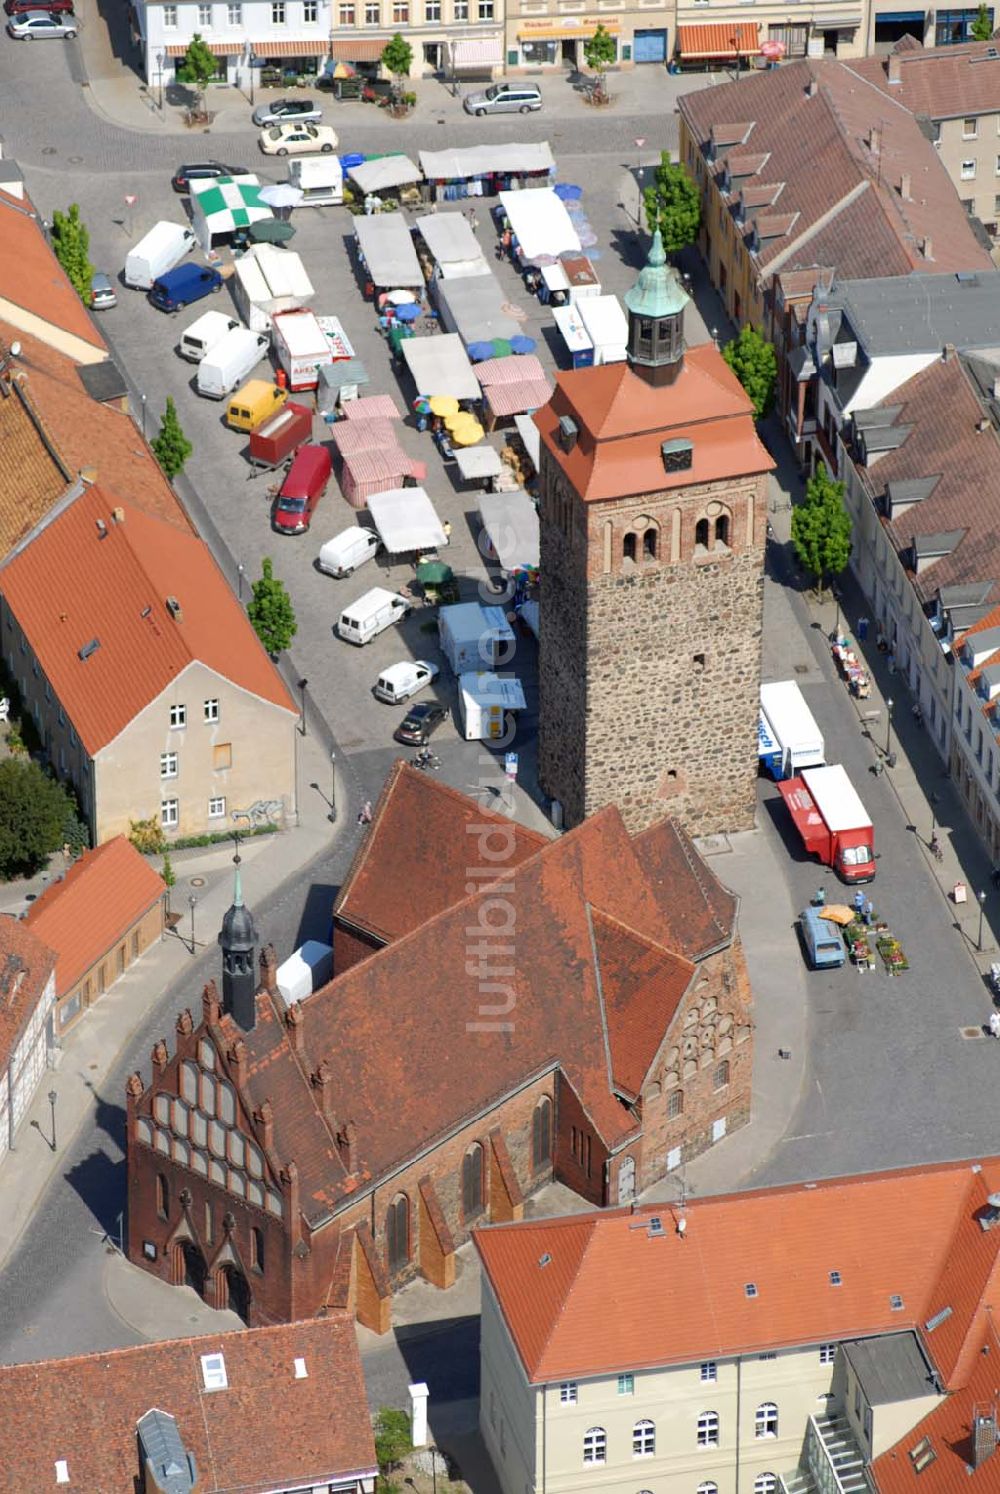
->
[258,122,338,157]
[374,661,440,705]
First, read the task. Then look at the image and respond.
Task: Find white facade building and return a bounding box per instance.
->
[0,916,57,1161]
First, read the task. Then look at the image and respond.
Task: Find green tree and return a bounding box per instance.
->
[791,467,852,593]
[373,1407,411,1488]
[178,33,218,108]
[722,324,778,419]
[161,850,176,913]
[0,759,75,880]
[50,204,94,303]
[971,3,994,38]
[151,397,193,479]
[381,33,413,96]
[642,152,700,256]
[248,557,297,656]
[583,24,617,98]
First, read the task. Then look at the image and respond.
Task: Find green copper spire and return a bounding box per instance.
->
[624,229,691,320]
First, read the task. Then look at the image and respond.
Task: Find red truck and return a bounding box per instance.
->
[778,764,876,883]
[248,400,313,469]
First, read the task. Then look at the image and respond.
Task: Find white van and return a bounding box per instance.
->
[179,309,240,363]
[288,156,344,207]
[124,221,196,291]
[196,327,270,400]
[374,660,439,704]
[318,527,380,579]
[337,588,410,646]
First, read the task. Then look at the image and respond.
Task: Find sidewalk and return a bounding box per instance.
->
[0,723,350,1282]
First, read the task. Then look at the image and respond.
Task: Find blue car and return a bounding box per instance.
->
[149,262,224,313]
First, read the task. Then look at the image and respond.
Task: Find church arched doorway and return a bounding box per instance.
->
[220,1265,251,1324]
[177,1242,207,1295]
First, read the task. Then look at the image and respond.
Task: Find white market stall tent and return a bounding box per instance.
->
[479,491,540,572]
[513,412,541,469]
[434,272,521,347]
[347,156,423,195]
[414,213,491,279]
[368,487,448,553]
[231,243,315,332]
[189,174,271,252]
[401,333,481,401]
[454,445,503,481]
[498,188,581,264]
[578,295,628,364]
[419,142,555,183]
[354,215,424,291]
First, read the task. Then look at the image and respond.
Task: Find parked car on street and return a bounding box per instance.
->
[149,262,225,313]
[171,161,250,193]
[258,122,338,156]
[270,445,332,534]
[393,700,448,745]
[251,97,322,126]
[89,272,117,310]
[4,0,72,14]
[463,82,542,116]
[7,9,76,36]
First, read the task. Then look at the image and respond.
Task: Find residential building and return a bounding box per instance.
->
[870,1,995,50]
[0,482,297,845]
[947,606,1000,866]
[0,1314,378,1493]
[0,916,56,1161]
[852,40,1000,236]
[126,763,754,1331]
[677,59,993,336]
[537,234,772,838]
[505,4,673,72]
[0,190,107,369]
[25,836,166,1035]
[474,1158,1000,1494]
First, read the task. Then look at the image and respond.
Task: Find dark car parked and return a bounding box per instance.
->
[171,161,250,193]
[149,262,225,313]
[393,701,448,746]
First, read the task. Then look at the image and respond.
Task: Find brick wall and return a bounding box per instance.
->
[332,921,382,977]
[553,1072,608,1206]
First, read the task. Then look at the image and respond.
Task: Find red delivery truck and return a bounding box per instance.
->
[248,401,313,469]
[778,764,876,883]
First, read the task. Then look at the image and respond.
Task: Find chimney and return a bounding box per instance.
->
[806,77,818,97]
[258,943,278,996]
[256,1098,274,1154]
[972,1407,998,1469]
[150,1038,169,1074]
[339,1119,358,1173]
[922,236,933,261]
[887,52,902,84]
[79,466,98,486]
[868,126,881,154]
[111,506,125,524]
[978,417,992,432]
[900,171,912,200]
[942,342,956,362]
[286,1000,305,1055]
[165,596,183,623]
[313,1058,336,1123]
[993,375,1000,400]
[202,980,221,1026]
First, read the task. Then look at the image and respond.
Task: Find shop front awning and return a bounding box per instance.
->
[517,17,620,37]
[450,36,504,67]
[329,37,388,60]
[818,15,861,25]
[677,21,760,55]
[165,39,242,54]
[251,38,328,55]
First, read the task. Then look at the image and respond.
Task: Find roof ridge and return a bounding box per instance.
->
[586,903,616,1100]
[589,904,697,969]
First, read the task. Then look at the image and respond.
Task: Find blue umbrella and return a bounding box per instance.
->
[510,334,536,355]
[394,302,422,322]
[467,340,494,361]
[554,183,583,201]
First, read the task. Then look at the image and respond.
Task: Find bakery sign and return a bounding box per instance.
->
[518,13,622,33]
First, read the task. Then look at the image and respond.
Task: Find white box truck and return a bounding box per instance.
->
[272,308,334,392]
[318,527,381,578]
[275,941,334,1008]
[179,309,240,363]
[124,221,196,290]
[438,603,515,675]
[196,327,269,399]
[288,155,344,207]
[337,587,411,645]
[759,680,826,781]
[458,672,526,741]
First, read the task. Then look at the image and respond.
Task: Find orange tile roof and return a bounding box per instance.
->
[851,41,1000,125]
[0,1314,378,1492]
[0,915,55,1072]
[535,348,773,503]
[0,324,192,531]
[1,483,296,755]
[475,1160,1000,1384]
[25,837,165,997]
[0,196,106,354]
[0,376,72,551]
[591,910,694,1098]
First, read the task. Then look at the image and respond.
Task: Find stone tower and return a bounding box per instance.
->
[218,851,259,1031]
[536,232,774,837]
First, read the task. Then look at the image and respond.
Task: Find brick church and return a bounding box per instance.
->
[537,232,774,837]
[126,765,754,1332]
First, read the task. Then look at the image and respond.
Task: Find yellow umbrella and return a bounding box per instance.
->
[451,420,485,446]
[445,409,468,432]
[429,395,459,417]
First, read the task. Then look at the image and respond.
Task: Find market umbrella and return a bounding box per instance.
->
[467,340,494,362]
[554,183,583,201]
[429,395,459,416]
[451,419,485,446]
[820,905,856,925]
[416,560,454,585]
[394,302,422,322]
[445,409,468,431]
[491,338,513,358]
[412,396,432,415]
[258,183,304,209]
[333,60,356,77]
[249,218,296,244]
[387,289,416,305]
[510,334,536,355]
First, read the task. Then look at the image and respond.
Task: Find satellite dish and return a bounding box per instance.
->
[676,1215,687,1238]
[9,342,20,358]
[987,1192,1000,1210]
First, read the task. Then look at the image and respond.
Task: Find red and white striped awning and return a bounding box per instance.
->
[165,39,242,54]
[252,37,328,55]
[341,393,403,421]
[485,379,552,417]
[332,418,398,456]
[677,22,761,56]
[450,36,503,68]
[475,353,546,387]
[329,37,389,60]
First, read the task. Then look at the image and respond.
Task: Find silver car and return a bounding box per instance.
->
[7,9,77,35]
[251,97,323,127]
[89,272,117,310]
[463,82,542,116]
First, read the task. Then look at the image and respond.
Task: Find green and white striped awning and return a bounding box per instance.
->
[189,174,271,235]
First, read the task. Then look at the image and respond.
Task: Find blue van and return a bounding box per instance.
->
[800,906,846,969]
[149,262,224,313]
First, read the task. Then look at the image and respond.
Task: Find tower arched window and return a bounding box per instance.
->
[755,1403,778,1439]
[386,1193,410,1273]
[642,527,658,560]
[156,1172,169,1221]
[623,532,638,563]
[532,1096,552,1169]
[462,1143,484,1220]
[715,514,730,548]
[695,518,710,549]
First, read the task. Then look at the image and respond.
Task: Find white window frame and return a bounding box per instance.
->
[963,116,979,138]
[169,703,186,728]
[819,1343,836,1365]
[161,799,179,829]
[425,0,440,16]
[363,0,377,19]
[303,0,318,18]
[697,1412,719,1449]
[700,1361,717,1382]
[163,3,178,23]
[209,796,226,819]
[160,752,178,779]
[204,698,220,723]
[754,1477,778,1494]
[560,1382,578,1405]
[618,1373,634,1396]
[453,0,468,16]
[478,0,493,15]
[271,0,286,20]
[632,1420,655,1458]
[197,3,212,23]
[582,1428,606,1466]
[755,1403,778,1439]
[227,1,241,20]
[961,159,977,179]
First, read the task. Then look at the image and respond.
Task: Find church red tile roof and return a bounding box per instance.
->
[0,1314,377,1492]
[475,1160,1000,1386]
[631,817,738,959]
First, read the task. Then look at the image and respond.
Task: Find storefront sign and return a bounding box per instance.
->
[518,14,621,35]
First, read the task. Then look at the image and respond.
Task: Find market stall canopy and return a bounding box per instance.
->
[483,378,553,418]
[479,490,540,571]
[189,174,270,250]
[258,183,303,209]
[368,486,447,552]
[513,413,541,469]
[232,243,314,320]
[475,353,546,387]
[577,294,628,364]
[332,417,399,456]
[340,447,427,507]
[342,392,402,421]
[317,359,369,409]
[355,215,423,289]
[454,445,503,480]
[499,188,581,264]
[401,333,481,401]
[249,219,296,244]
[414,212,491,278]
[419,142,555,181]
[435,272,521,348]
[348,155,423,194]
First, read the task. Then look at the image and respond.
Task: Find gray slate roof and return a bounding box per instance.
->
[816,271,1000,359]
[843,1332,936,1406]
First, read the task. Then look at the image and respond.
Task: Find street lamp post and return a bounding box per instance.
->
[329,750,337,823]
[188,893,197,956]
[48,1090,57,1152]
[979,888,988,952]
[157,51,165,111]
[885,697,894,759]
[298,677,309,737]
[930,791,939,839]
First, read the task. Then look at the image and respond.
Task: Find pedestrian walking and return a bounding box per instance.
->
[443,519,452,544]
[357,800,373,827]
[989,1010,1000,1040]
